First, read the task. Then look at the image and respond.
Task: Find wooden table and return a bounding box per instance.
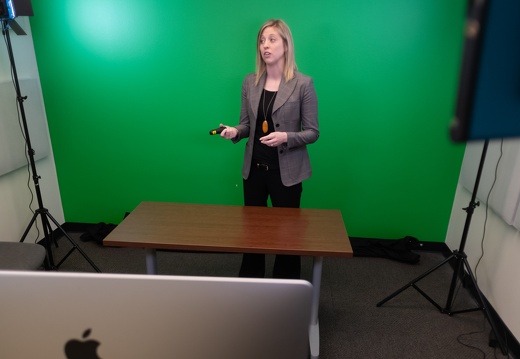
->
[104,201,352,359]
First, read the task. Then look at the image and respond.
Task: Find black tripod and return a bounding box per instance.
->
[2,20,100,272]
[377,139,507,355]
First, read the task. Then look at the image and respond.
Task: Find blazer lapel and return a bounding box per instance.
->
[250,74,265,121]
[250,73,298,118]
[273,76,297,114]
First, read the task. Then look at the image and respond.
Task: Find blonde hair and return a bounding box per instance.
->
[255,19,298,85]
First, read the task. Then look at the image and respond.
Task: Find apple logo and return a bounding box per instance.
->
[64,328,101,359]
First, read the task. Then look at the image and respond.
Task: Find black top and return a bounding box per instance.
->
[252,89,279,168]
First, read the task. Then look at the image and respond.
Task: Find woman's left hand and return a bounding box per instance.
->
[259,132,287,147]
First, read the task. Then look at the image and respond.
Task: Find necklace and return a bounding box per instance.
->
[262,89,276,134]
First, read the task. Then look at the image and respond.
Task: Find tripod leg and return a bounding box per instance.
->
[460,257,508,355]
[19,211,56,270]
[19,212,38,243]
[45,211,101,273]
[444,251,464,313]
[377,254,455,307]
[39,210,57,270]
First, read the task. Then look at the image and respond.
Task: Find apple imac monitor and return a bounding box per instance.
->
[0,270,312,358]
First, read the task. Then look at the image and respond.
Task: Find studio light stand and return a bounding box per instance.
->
[2,20,100,272]
[377,139,507,355]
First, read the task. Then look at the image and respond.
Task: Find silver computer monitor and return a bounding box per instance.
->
[0,270,312,359]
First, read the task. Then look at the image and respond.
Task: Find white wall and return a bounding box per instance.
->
[446,141,520,343]
[0,17,63,243]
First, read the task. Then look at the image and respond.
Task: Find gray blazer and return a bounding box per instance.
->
[233,71,319,187]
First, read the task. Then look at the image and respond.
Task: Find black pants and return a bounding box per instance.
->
[239,165,302,279]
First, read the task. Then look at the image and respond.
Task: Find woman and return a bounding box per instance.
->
[219,19,319,279]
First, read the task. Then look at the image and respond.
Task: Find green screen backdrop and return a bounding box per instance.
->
[30,0,466,242]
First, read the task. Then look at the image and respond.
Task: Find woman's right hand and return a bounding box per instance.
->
[220,124,238,139]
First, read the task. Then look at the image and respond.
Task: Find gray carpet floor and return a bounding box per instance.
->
[49,233,514,359]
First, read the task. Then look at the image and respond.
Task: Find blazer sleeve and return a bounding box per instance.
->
[233,74,254,143]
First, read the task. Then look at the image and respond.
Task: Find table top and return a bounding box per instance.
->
[103,202,352,257]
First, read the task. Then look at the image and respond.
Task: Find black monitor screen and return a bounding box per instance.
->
[451,0,520,142]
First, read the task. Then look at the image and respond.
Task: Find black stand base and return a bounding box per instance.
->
[377,139,507,356]
[20,208,101,272]
[376,249,507,355]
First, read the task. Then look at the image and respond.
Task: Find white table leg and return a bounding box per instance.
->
[145,248,158,274]
[309,256,323,359]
